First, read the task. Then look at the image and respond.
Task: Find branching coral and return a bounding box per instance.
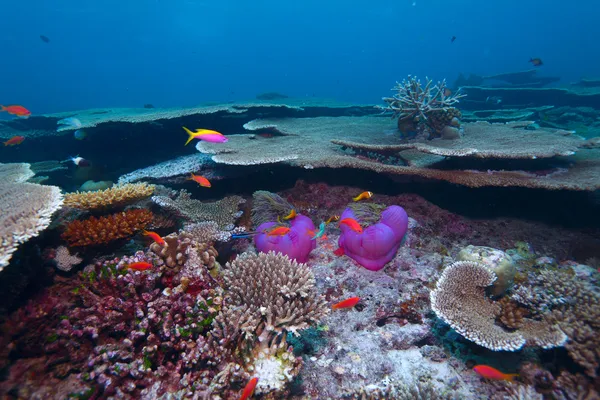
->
[61,209,153,247]
[430,261,566,351]
[53,246,82,272]
[342,380,455,400]
[378,76,465,138]
[0,163,64,270]
[152,190,245,229]
[149,229,218,270]
[63,183,155,211]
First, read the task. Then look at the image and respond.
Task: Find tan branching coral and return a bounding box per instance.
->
[64,183,155,210]
[0,163,64,270]
[213,251,328,346]
[61,209,153,247]
[430,261,566,351]
[498,297,526,330]
[149,230,217,270]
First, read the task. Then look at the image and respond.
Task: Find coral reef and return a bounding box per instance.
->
[63,183,155,211]
[152,189,245,229]
[457,245,516,296]
[53,246,82,272]
[251,190,295,227]
[378,76,466,139]
[118,154,213,184]
[342,380,456,399]
[430,261,566,351]
[254,215,316,262]
[61,209,153,247]
[0,162,64,270]
[149,225,219,269]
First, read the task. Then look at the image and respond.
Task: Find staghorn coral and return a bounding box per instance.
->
[152,190,245,229]
[0,163,64,270]
[63,183,155,211]
[61,209,153,247]
[251,190,295,227]
[430,261,566,351]
[53,246,82,272]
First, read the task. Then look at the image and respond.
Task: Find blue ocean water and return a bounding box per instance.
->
[1,0,598,114]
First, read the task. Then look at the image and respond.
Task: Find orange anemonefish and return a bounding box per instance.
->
[352,191,373,202]
[283,209,297,220]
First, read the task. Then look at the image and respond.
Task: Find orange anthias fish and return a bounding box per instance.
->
[529,57,543,67]
[352,191,373,202]
[266,226,291,237]
[143,230,165,246]
[3,136,25,146]
[283,209,297,220]
[325,215,340,224]
[239,377,258,400]
[128,262,153,271]
[339,218,363,234]
[188,173,211,188]
[0,105,31,117]
[332,297,360,310]
[473,365,518,381]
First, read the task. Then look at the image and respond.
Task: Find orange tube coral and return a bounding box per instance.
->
[62,209,153,247]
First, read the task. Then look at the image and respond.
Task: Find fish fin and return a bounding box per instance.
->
[506,374,518,381]
[183,126,195,146]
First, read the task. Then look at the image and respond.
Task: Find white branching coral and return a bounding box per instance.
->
[379,75,466,121]
[430,261,566,351]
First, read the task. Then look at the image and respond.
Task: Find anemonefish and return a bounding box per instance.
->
[239,377,258,400]
[128,262,153,271]
[0,105,31,118]
[183,126,228,145]
[3,136,25,146]
[339,218,363,234]
[266,226,291,237]
[473,365,518,381]
[283,209,297,220]
[325,215,340,224]
[332,297,360,310]
[143,230,165,246]
[188,173,211,188]
[352,191,373,202]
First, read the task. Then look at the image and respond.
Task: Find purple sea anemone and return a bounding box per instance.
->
[338,205,408,271]
[254,215,316,262]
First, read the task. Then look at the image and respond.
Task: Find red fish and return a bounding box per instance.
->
[332,297,360,310]
[143,230,165,246]
[0,105,31,117]
[339,218,363,233]
[128,262,152,271]
[239,377,258,400]
[3,136,25,146]
[188,173,211,188]
[333,247,345,256]
[473,365,517,381]
[266,226,291,237]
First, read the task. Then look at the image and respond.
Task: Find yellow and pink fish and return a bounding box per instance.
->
[183,126,228,145]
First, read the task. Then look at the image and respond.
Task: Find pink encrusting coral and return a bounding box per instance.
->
[254,214,316,262]
[338,205,409,271]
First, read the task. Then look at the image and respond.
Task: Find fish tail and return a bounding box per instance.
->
[0,105,5,112]
[506,373,518,381]
[183,126,195,146]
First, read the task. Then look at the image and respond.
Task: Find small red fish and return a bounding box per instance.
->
[3,136,25,146]
[339,218,363,233]
[143,230,165,246]
[188,173,211,188]
[529,57,543,67]
[239,377,258,400]
[332,297,360,310]
[128,262,152,271]
[0,105,31,117]
[266,226,291,237]
[333,247,345,256]
[473,365,517,381]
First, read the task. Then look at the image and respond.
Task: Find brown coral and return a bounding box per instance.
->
[498,297,527,329]
[430,261,566,351]
[212,251,329,347]
[61,209,153,247]
[149,230,217,270]
[63,183,155,211]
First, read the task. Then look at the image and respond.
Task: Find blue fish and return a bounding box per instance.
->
[231,232,258,240]
[311,222,326,240]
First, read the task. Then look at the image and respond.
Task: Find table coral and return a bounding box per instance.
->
[61,209,153,247]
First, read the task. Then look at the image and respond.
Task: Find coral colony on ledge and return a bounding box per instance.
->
[1,73,600,400]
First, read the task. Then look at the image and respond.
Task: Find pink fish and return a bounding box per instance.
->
[183,126,228,145]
